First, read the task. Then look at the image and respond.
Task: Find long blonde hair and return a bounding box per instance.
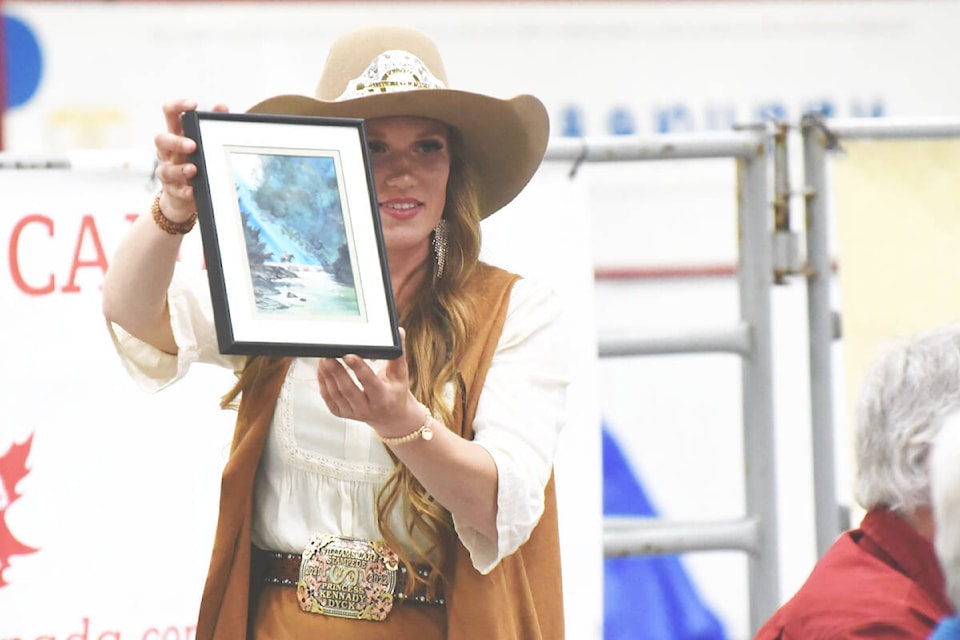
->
[222,130,483,596]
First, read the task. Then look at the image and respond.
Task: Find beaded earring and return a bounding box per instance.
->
[432,219,448,279]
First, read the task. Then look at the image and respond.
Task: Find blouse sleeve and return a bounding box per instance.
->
[452,277,571,573]
[106,265,245,391]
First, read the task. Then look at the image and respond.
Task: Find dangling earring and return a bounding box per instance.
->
[432,218,448,280]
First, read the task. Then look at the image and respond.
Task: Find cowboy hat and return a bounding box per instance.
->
[247,25,549,219]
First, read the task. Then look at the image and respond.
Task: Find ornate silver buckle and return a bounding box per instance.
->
[296,534,399,621]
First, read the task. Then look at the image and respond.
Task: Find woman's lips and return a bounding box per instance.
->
[379,198,423,220]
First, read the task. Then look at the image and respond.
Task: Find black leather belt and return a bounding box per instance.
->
[252,547,445,607]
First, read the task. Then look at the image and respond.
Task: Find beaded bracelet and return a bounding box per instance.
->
[151,192,198,235]
[377,404,435,446]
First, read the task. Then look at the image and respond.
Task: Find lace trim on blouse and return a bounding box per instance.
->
[273,361,394,483]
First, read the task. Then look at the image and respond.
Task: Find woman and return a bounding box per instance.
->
[102,25,569,640]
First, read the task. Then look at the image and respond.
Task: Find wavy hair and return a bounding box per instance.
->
[375,129,482,596]
[854,323,960,514]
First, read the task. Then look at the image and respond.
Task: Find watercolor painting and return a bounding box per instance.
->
[228,151,362,319]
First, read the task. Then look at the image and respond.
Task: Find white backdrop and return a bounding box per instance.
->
[0,162,602,638]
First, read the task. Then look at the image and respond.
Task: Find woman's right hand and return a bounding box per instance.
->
[101,99,229,352]
[153,98,228,222]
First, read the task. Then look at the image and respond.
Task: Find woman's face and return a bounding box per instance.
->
[365,116,451,259]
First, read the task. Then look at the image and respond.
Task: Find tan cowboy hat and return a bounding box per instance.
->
[248,25,549,219]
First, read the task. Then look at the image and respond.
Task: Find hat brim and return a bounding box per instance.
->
[248,90,549,219]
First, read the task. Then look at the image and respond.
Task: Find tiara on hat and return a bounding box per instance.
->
[337,50,447,100]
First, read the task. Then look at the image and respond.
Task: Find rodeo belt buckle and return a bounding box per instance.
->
[297,533,400,621]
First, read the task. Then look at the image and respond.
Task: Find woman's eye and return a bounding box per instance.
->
[367,141,387,154]
[418,139,445,153]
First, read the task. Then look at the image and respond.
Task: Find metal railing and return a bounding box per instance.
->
[800,114,960,557]
[545,127,780,633]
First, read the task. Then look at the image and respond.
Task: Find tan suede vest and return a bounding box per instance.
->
[196,263,565,639]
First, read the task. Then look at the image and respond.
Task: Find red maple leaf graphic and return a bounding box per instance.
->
[0,434,38,588]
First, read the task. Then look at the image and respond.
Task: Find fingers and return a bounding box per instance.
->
[342,355,404,415]
[316,354,410,424]
[316,358,363,416]
[153,135,198,214]
[382,340,410,382]
[154,132,196,196]
[155,131,196,163]
[161,98,198,136]
[155,100,203,214]
[316,332,413,425]
[154,163,195,202]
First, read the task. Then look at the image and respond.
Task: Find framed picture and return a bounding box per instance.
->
[182,110,401,359]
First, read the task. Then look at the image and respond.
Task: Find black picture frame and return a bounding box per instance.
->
[182,110,401,359]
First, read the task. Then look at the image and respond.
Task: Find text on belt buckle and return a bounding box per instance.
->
[297,534,399,621]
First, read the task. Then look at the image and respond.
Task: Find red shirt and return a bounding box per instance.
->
[755,509,955,639]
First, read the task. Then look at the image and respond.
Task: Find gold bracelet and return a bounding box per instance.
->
[151,192,198,235]
[377,403,435,446]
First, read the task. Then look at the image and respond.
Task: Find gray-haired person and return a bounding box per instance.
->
[756,324,959,639]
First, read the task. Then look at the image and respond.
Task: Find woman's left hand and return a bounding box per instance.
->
[316,338,425,439]
[317,333,500,541]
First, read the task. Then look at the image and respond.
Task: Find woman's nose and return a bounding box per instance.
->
[381,157,416,188]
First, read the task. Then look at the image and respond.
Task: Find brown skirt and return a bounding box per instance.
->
[251,585,447,640]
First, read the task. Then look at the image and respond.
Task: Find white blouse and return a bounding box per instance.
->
[108,266,569,574]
